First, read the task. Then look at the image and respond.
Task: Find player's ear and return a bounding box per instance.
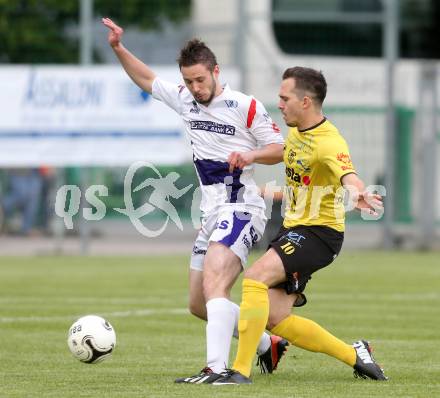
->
[303,95,312,109]
[213,64,220,77]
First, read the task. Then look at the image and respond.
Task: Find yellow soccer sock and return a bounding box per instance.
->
[271,315,356,367]
[232,278,269,377]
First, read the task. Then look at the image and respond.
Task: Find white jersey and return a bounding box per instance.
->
[152,77,284,216]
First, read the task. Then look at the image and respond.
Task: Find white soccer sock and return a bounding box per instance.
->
[230,301,271,356]
[206,298,235,374]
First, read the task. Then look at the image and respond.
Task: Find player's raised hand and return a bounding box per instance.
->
[356,192,383,217]
[102,17,124,48]
[228,151,255,173]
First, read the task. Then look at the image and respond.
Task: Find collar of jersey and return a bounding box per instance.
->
[298,117,327,133]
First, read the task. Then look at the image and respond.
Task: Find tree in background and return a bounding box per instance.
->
[0,0,191,63]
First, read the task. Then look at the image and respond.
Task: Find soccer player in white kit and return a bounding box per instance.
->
[103,17,288,383]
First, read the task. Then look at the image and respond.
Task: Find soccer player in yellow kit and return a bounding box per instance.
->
[214,67,388,384]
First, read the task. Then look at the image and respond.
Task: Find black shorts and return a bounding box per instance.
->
[269,225,344,307]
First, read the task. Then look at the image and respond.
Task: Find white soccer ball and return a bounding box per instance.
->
[67,315,116,364]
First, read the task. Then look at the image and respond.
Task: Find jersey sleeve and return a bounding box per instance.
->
[320,136,356,181]
[247,99,284,146]
[151,77,183,114]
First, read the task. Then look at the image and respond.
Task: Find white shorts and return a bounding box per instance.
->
[190,209,267,271]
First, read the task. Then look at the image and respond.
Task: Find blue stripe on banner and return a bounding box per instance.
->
[0,131,182,139]
[194,158,244,203]
[219,212,251,247]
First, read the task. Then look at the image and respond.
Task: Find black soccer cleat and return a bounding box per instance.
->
[212,369,252,385]
[174,367,222,384]
[256,335,289,374]
[352,340,388,381]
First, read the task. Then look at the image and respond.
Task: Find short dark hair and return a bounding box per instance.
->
[282,66,327,105]
[177,39,217,71]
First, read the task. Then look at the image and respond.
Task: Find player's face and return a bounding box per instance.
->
[181,64,219,105]
[278,78,305,127]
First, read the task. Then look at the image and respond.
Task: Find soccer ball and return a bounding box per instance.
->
[67,315,116,364]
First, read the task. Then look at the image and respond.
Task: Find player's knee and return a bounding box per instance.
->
[266,313,287,331]
[266,319,277,331]
[203,267,229,298]
[243,264,265,282]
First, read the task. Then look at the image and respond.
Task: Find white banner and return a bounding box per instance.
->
[0,65,238,166]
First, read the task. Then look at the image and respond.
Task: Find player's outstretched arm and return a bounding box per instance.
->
[228,143,284,173]
[341,173,383,216]
[102,17,156,94]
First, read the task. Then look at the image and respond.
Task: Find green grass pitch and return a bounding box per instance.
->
[0,251,439,397]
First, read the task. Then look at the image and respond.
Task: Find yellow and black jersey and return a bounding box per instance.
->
[283,118,356,232]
